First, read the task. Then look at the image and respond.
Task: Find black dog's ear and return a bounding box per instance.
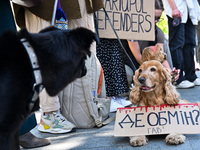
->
[74,27,98,43]
[39,26,59,33]
[69,27,98,56]
[33,27,97,96]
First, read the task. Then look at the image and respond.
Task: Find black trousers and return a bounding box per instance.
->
[168,16,197,84]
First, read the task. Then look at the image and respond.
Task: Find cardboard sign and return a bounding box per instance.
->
[96,0,155,40]
[114,103,200,136]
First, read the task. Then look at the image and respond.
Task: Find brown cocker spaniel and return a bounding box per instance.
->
[129,60,186,146]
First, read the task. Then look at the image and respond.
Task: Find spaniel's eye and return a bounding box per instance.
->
[150,68,156,72]
[139,69,142,73]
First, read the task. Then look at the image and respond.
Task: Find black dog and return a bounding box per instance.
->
[0,27,97,150]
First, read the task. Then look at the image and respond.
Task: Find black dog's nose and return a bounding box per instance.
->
[138,77,146,84]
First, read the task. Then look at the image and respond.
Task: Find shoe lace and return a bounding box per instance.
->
[53,112,66,123]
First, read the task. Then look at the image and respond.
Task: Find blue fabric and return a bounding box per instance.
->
[0,0,16,35]
[168,16,197,84]
[19,114,37,136]
[56,8,67,21]
[55,1,68,30]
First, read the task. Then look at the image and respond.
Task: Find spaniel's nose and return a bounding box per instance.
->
[138,77,146,84]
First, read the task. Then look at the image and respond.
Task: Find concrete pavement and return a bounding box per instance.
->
[21,71,200,150]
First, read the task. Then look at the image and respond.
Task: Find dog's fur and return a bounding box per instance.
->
[141,44,167,63]
[0,27,97,150]
[142,44,177,85]
[129,60,186,146]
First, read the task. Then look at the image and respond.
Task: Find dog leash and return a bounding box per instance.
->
[52,0,58,26]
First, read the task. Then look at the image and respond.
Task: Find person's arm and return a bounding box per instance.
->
[127,41,142,64]
[127,41,172,70]
[167,0,182,18]
[162,60,171,70]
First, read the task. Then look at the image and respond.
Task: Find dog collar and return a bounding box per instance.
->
[21,38,43,112]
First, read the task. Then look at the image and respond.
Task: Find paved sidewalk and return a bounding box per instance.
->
[21,71,200,150]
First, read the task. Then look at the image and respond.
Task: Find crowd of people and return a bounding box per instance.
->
[1,0,200,148]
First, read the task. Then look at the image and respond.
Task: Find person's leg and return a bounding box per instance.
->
[167,16,185,84]
[38,79,75,134]
[68,0,96,54]
[25,10,76,134]
[19,114,37,136]
[39,89,60,113]
[25,10,50,33]
[0,1,16,35]
[25,9,60,115]
[196,22,200,63]
[183,18,197,82]
[19,114,50,148]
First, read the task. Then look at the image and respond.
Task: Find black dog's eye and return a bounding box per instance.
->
[150,68,156,72]
[139,69,142,73]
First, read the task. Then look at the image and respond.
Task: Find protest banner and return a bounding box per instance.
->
[114,103,200,136]
[96,0,155,40]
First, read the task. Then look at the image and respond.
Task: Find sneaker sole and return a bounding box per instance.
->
[38,124,76,134]
[194,83,200,86]
[176,84,195,89]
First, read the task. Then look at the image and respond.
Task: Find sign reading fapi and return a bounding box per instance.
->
[114,103,200,136]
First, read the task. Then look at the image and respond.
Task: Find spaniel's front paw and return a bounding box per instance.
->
[165,133,186,145]
[129,136,148,146]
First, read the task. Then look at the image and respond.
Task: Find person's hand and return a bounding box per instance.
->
[172,8,182,19]
[171,67,180,84]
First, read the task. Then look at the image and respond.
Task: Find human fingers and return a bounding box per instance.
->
[172,9,181,18]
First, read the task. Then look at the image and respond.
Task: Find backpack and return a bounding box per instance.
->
[58,51,113,128]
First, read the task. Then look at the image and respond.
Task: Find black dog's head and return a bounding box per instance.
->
[20,27,97,96]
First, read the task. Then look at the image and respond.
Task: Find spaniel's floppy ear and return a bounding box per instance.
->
[130,69,141,105]
[162,68,180,105]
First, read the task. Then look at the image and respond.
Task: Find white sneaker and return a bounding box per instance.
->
[193,78,200,86]
[176,80,195,89]
[110,98,124,113]
[114,96,132,107]
[38,110,76,134]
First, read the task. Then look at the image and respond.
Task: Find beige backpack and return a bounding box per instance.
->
[58,52,113,128]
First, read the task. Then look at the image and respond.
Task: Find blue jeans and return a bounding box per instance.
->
[19,114,37,135]
[167,16,197,84]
